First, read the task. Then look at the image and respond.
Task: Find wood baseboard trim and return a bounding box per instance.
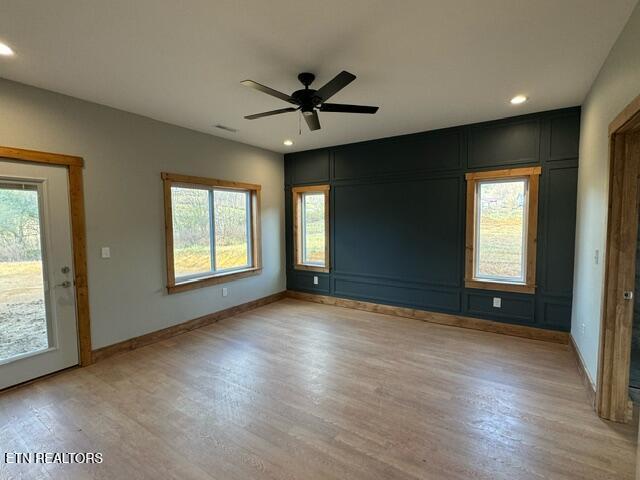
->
[569,334,596,408]
[92,291,287,362]
[287,290,569,344]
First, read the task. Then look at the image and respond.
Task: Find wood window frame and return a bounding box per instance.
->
[292,185,330,273]
[162,172,262,294]
[0,146,92,366]
[464,166,541,295]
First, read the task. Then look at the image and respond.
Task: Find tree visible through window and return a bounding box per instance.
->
[171,186,251,280]
[476,179,526,282]
[162,172,261,293]
[0,183,49,361]
[293,185,329,272]
[172,187,211,278]
[302,192,325,265]
[465,167,540,294]
[214,190,249,270]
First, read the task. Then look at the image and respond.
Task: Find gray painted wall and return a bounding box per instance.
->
[572,2,640,383]
[0,78,285,350]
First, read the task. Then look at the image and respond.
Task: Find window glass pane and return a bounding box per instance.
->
[214,190,249,270]
[171,187,211,278]
[476,179,526,282]
[0,185,49,361]
[302,192,325,265]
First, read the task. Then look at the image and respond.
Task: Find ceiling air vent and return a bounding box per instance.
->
[214,124,238,133]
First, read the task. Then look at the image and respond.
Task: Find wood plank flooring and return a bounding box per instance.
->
[0,298,636,479]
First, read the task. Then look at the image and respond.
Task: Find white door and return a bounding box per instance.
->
[0,160,78,390]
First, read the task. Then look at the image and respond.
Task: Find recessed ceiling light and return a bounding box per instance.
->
[0,42,15,56]
[510,95,528,105]
[283,139,294,146]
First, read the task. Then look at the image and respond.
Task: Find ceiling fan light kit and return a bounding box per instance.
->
[241,71,379,131]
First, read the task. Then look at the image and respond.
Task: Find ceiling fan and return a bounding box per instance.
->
[241,71,379,131]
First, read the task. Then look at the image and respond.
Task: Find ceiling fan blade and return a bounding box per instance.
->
[240,80,296,104]
[244,107,298,120]
[320,103,379,114]
[304,111,321,131]
[315,71,356,102]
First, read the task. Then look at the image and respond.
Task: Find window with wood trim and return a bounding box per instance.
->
[292,185,330,272]
[162,172,261,294]
[465,167,541,294]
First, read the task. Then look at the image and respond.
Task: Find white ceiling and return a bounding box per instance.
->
[0,0,637,153]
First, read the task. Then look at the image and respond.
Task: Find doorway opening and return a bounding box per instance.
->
[598,94,640,422]
[0,146,92,390]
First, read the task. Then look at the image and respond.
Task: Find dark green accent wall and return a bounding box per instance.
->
[285,107,580,331]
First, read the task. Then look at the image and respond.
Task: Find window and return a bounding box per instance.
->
[162,172,261,293]
[464,167,541,294]
[292,185,330,272]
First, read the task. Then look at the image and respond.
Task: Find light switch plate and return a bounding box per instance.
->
[313,276,319,285]
[101,247,111,259]
[222,287,228,297]
[493,297,502,308]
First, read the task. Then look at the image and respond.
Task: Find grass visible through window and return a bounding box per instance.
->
[171,186,251,279]
[214,190,248,270]
[302,193,325,265]
[172,187,211,278]
[173,245,249,274]
[476,180,526,281]
[0,186,48,361]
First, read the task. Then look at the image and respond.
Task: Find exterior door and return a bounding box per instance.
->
[0,160,78,389]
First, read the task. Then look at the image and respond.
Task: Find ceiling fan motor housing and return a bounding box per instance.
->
[294,73,324,113]
[292,89,322,113]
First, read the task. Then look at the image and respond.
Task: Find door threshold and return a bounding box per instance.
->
[0,364,79,394]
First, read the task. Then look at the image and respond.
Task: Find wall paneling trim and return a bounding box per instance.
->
[285,108,580,332]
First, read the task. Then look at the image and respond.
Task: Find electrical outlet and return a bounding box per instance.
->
[313,276,319,285]
[580,322,586,335]
[493,297,501,308]
[222,287,228,297]
[101,247,111,259]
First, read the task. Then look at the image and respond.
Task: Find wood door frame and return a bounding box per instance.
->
[597,94,640,422]
[0,146,92,366]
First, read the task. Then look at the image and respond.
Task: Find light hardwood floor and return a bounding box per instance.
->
[0,298,636,479]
